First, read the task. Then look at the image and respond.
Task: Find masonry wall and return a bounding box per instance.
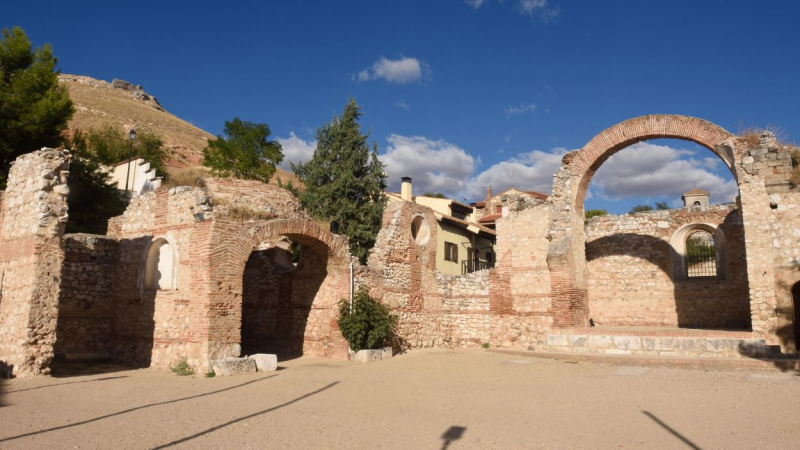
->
[0,149,69,377]
[585,206,750,329]
[366,200,550,350]
[54,234,119,360]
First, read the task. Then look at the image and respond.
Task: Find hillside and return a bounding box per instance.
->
[58,74,301,186]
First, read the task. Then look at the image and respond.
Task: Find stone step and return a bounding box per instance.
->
[540,332,772,358]
[489,349,800,372]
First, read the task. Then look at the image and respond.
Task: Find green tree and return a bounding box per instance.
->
[422,192,447,199]
[202,117,283,183]
[0,26,74,185]
[293,99,387,263]
[655,201,670,210]
[63,130,126,234]
[629,204,654,213]
[585,209,608,220]
[86,124,168,177]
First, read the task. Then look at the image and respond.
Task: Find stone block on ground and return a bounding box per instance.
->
[380,347,393,359]
[211,357,257,376]
[250,353,278,372]
[353,349,382,363]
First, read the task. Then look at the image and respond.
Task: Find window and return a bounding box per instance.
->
[496,205,502,214]
[451,209,467,220]
[485,251,494,265]
[686,230,716,277]
[693,201,701,206]
[444,242,458,262]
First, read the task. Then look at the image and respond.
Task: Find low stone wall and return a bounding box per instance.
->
[54,234,119,360]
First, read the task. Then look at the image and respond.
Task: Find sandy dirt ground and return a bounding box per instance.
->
[1,349,799,449]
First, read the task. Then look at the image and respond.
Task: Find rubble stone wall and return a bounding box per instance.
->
[0,148,69,377]
[584,206,750,328]
[366,200,550,350]
[55,234,119,360]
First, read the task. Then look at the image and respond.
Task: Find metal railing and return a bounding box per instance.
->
[462,260,494,274]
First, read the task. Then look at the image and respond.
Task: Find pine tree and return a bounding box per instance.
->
[293,99,387,263]
[202,117,283,183]
[0,27,74,185]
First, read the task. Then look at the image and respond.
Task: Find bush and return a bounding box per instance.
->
[337,287,397,352]
[169,356,194,376]
[205,370,216,378]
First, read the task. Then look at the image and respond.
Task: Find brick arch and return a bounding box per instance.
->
[571,115,736,210]
[546,115,739,328]
[250,218,351,263]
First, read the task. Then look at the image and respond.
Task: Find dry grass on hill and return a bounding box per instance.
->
[60,75,302,188]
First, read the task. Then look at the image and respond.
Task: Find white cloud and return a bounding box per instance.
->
[464,0,488,9]
[466,148,566,199]
[466,0,558,19]
[275,132,316,171]
[394,101,410,111]
[380,135,475,197]
[505,103,537,118]
[354,57,427,84]
[590,142,739,204]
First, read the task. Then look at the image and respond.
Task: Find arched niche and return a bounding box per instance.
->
[143,237,179,290]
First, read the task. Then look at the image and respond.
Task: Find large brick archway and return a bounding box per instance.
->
[547,115,739,328]
[205,218,352,363]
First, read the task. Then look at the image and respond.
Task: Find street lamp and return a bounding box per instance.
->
[124,128,137,194]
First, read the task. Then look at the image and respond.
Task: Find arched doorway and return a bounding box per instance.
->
[547,115,740,328]
[239,220,352,360]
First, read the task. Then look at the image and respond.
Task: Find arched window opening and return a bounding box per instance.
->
[694,201,701,206]
[144,239,176,290]
[686,230,717,277]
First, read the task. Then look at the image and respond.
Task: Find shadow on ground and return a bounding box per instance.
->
[643,411,702,450]
[0,374,281,445]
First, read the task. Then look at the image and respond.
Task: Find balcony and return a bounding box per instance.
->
[462,260,494,274]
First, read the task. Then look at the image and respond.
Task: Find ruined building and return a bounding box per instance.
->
[1,115,799,377]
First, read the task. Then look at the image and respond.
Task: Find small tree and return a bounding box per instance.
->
[63,130,126,234]
[422,192,447,199]
[629,204,653,213]
[0,26,74,186]
[585,209,608,220]
[655,201,670,210]
[86,125,168,177]
[202,117,283,183]
[293,99,387,263]
[337,287,398,352]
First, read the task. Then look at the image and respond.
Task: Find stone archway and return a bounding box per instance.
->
[205,218,353,363]
[547,115,739,328]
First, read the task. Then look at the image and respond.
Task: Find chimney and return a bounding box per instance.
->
[401,177,413,201]
[486,185,492,202]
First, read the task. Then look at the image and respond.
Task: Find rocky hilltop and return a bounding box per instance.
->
[58,74,301,186]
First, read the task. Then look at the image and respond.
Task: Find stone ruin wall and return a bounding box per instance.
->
[364,200,551,350]
[584,205,750,329]
[54,234,118,360]
[0,149,69,376]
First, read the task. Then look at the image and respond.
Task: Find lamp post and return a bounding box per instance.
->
[124,128,137,195]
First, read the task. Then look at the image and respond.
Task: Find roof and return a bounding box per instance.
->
[449,199,474,211]
[682,188,710,196]
[478,213,502,223]
[474,201,486,208]
[492,187,550,201]
[437,213,497,236]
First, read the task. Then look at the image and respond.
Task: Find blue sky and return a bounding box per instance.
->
[6,0,800,213]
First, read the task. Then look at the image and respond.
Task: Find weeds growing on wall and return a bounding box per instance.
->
[162,167,207,189]
[170,356,195,376]
[337,287,398,352]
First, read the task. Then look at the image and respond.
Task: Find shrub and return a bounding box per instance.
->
[205,370,216,378]
[169,356,194,376]
[337,287,398,352]
[482,342,490,349]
